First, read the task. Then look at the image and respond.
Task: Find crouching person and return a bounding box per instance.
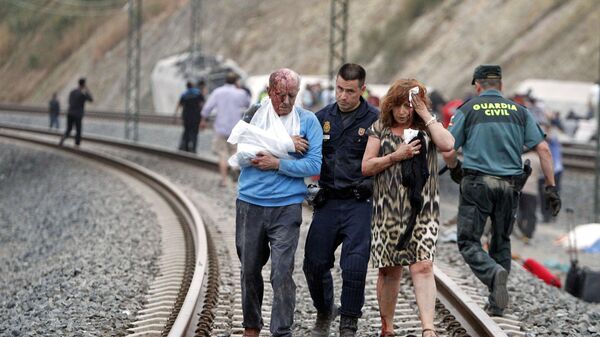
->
[235,68,323,337]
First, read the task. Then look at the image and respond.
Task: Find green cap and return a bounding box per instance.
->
[472,64,502,85]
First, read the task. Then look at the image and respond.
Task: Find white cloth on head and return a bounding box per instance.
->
[227,97,300,167]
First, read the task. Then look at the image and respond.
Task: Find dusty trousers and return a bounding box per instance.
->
[235,199,301,337]
[457,175,518,293]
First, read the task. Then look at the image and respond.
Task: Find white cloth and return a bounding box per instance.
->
[227,98,300,167]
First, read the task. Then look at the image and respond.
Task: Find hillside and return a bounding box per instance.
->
[0,0,598,112]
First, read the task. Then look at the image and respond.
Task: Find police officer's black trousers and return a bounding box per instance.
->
[235,200,301,337]
[63,115,82,145]
[303,198,372,318]
[179,120,199,152]
[457,175,518,296]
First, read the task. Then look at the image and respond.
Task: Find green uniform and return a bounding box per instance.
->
[448,89,544,308]
[450,90,544,176]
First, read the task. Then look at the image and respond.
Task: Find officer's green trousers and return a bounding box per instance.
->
[456,174,518,292]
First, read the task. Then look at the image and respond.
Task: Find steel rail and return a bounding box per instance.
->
[0,129,208,337]
[0,103,179,125]
[0,124,524,336]
[434,265,507,337]
[1,106,596,169]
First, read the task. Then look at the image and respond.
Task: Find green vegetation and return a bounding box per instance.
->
[0,1,103,69]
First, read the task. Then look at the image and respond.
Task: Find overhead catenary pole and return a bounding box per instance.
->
[328,0,348,85]
[125,0,141,141]
[594,39,600,222]
[189,0,203,79]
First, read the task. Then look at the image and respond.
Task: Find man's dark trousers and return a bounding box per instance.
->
[49,114,59,129]
[235,199,301,337]
[63,114,83,145]
[303,197,372,318]
[457,175,518,306]
[180,118,199,152]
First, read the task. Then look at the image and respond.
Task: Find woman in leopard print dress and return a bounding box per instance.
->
[362,79,454,337]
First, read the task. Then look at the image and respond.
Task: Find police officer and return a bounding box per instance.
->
[442,64,561,316]
[175,81,204,152]
[303,63,378,337]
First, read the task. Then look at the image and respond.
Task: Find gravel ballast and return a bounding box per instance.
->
[2,113,600,335]
[0,140,161,336]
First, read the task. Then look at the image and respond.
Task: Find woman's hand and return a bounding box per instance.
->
[411,93,431,121]
[390,140,421,162]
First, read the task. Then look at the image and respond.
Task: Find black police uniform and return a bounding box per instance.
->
[303,96,378,318]
[178,89,204,152]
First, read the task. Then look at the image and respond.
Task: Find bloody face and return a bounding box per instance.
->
[268,79,299,116]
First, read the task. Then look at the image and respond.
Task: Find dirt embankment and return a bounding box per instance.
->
[1,0,598,111]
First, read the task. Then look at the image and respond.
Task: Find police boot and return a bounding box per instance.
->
[310,305,338,337]
[339,315,358,337]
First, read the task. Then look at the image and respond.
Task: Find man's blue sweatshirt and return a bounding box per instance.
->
[237,107,323,207]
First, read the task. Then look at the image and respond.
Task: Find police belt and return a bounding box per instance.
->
[322,188,355,200]
[463,169,520,183]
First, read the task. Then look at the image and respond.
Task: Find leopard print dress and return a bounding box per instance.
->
[368,120,440,268]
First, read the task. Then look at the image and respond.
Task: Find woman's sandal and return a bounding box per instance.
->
[422,328,439,337]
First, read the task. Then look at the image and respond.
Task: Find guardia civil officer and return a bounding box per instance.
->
[442,65,561,316]
[303,63,379,337]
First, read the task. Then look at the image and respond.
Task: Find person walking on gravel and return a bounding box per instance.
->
[442,64,561,317]
[235,68,322,337]
[362,79,454,337]
[59,78,93,147]
[302,63,379,337]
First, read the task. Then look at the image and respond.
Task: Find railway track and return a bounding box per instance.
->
[0,103,178,125]
[1,124,531,336]
[0,129,210,337]
[1,105,596,171]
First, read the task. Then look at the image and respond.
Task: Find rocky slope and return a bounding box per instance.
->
[1,0,598,111]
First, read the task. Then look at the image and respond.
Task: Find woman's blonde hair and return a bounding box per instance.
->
[379,79,430,129]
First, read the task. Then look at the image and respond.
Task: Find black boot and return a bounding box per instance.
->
[310,305,338,337]
[339,315,358,337]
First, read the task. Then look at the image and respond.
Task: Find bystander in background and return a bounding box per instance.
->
[48,92,60,129]
[59,78,93,147]
[200,72,250,187]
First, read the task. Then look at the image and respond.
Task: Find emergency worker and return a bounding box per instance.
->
[303,63,379,337]
[442,64,561,316]
[175,81,204,152]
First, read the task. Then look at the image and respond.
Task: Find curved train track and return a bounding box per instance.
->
[1,124,535,336]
